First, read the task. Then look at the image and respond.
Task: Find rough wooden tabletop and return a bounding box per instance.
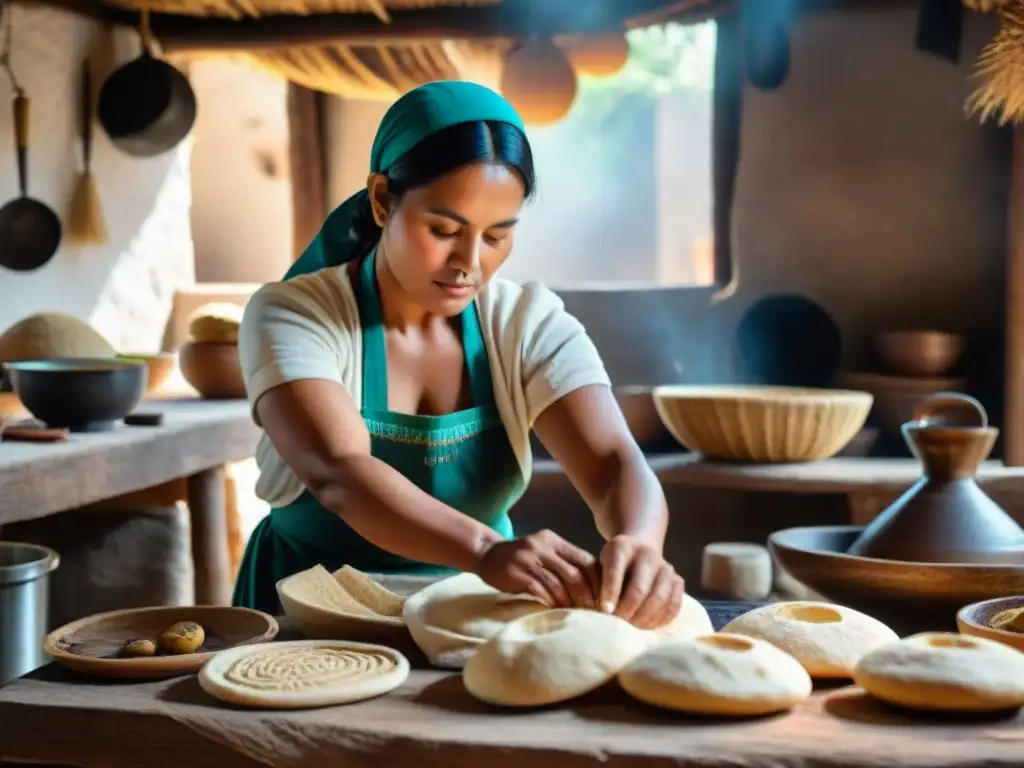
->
[0,397,260,525]
[533,454,1024,494]
[1,660,1021,768]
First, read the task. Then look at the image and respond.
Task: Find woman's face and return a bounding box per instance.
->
[369,161,526,317]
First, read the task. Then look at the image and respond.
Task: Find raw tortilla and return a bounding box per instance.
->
[198,639,409,709]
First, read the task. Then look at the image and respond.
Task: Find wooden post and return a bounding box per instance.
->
[187,466,232,606]
[287,82,329,261]
[1005,127,1024,466]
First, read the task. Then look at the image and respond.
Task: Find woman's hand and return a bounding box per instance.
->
[476,529,601,609]
[599,535,684,630]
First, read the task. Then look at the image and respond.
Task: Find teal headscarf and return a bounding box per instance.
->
[285,81,526,280]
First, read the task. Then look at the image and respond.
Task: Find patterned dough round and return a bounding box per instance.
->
[853,632,1024,713]
[198,640,410,709]
[722,601,898,677]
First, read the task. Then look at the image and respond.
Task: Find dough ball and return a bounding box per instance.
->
[721,601,897,678]
[403,573,550,669]
[618,633,813,717]
[648,594,714,641]
[159,621,205,655]
[463,608,650,707]
[853,632,1024,713]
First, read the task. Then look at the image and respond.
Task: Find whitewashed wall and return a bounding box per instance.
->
[0,3,194,353]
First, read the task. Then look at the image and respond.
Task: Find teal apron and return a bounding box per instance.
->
[232,251,525,614]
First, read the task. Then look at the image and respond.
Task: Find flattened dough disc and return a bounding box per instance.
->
[198,639,410,709]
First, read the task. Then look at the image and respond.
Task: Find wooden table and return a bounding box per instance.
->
[1,574,1021,768]
[534,454,1024,526]
[0,650,1021,767]
[0,398,260,605]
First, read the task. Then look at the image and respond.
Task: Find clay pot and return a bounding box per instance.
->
[874,330,965,378]
[178,341,246,399]
[846,393,1024,565]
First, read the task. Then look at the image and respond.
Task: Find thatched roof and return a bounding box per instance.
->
[104,0,499,22]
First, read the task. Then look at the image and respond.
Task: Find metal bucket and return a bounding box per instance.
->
[0,542,60,687]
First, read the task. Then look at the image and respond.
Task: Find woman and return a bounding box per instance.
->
[234,80,683,630]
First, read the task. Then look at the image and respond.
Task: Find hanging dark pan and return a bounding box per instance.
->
[97,10,197,158]
[0,91,62,272]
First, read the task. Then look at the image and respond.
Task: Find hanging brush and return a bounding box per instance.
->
[966,2,1024,125]
[67,58,107,245]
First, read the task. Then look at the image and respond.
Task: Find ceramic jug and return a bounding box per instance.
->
[846,392,1024,565]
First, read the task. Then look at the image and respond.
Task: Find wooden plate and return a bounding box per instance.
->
[43,605,279,679]
[957,596,1024,652]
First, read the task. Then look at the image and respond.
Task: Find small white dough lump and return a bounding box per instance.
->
[463,608,651,707]
[853,632,1024,713]
[618,633,812,717]
[721,600,898,678]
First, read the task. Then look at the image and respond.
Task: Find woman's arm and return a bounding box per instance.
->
[533,383,682,628]
[256,379,503,572]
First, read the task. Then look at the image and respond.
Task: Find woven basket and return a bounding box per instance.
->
[652,385,873,463]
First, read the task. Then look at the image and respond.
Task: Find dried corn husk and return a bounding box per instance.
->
[967,3,1024,124]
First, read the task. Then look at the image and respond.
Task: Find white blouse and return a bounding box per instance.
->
[237,264,612,507]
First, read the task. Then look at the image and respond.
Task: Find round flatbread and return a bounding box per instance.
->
[619,633,813,717]
[198,640,409,709]
[853,632,1024,713]
[721,601,897,678]
[463,608,650,707]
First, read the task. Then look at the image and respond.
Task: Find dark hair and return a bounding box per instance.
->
[351,120,536,247]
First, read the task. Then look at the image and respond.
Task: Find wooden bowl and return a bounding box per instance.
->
[178,341,246,399]
[768,525,1024,636]
[957,596,1024,652]
[43,605,279,679]
[874,330,965,378]
[4,357,147,432]
[119,351,178,394]
[651,385,873,462]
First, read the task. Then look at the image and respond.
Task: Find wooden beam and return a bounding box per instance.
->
[287,82,329,261]
[1005,128,1024,466]
[131,0,704,54]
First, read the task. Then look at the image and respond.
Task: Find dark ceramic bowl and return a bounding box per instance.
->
[768,525,1024,636]
[957,595,1024,652]
[4,357,147,432]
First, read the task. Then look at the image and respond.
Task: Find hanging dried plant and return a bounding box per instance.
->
[962,0,1014,12]
[967,2,1024,124]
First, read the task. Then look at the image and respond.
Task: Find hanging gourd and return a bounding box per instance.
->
[558,33,631,78]
[499,38,578,127]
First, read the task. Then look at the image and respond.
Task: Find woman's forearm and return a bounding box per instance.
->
[309,454,504,571]
[593,451,669,549]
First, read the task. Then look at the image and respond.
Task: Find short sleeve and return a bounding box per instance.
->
[237,274,351,424]
[518,282,612,425]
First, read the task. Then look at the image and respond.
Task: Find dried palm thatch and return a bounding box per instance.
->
[967,0,1024,124]
[237,38,505,98]
[105,0,498,21]
[962,0,1014,11]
